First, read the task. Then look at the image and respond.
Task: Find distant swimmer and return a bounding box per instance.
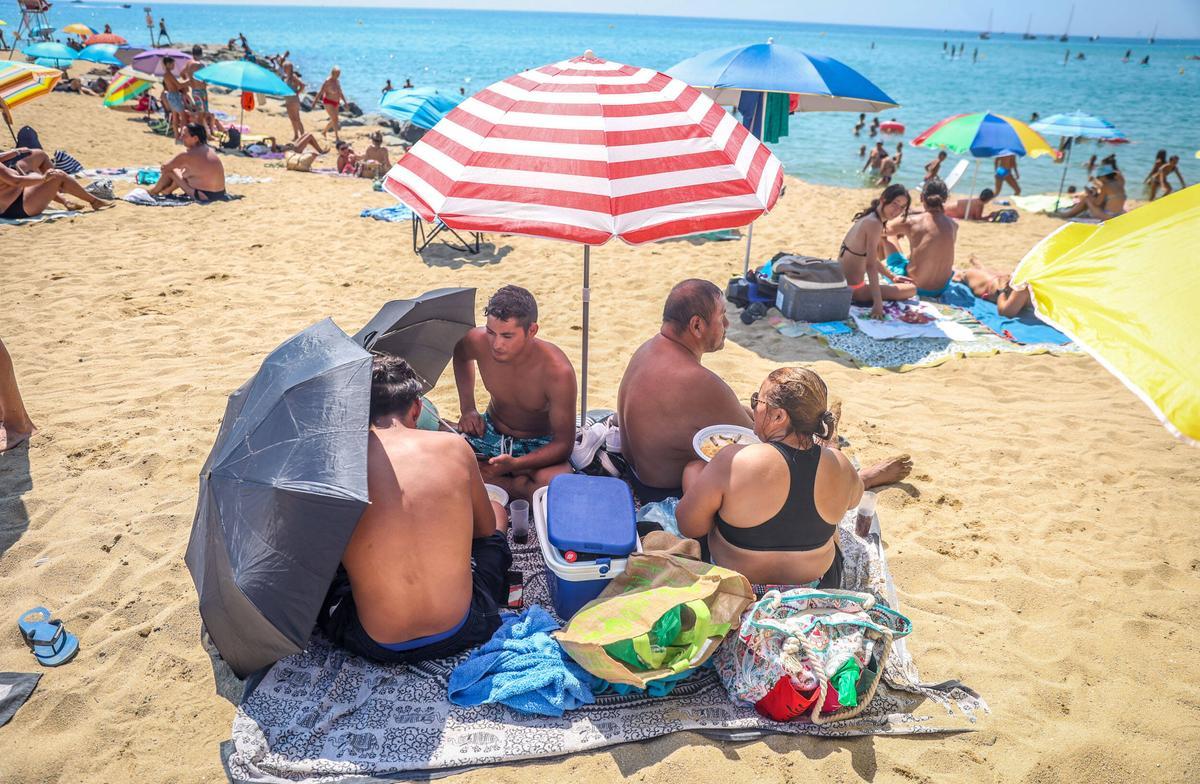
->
[1123,49,1131,62]
[993,153,1021,196]
[1144,149,1167,199]
[877,153,896,186]
[862,141,886,174]
[854,112,865,135]
[1076,52,1086,60]
[1152,155,1186,200]
[1064,50,1070,65]
[403,77,414,89]
[1140,55,1150,65]
[894,142,904,169]
[924,150,947,182]
[972,48,978,63]
[1030,112,1040,123]
[858,144,867,158]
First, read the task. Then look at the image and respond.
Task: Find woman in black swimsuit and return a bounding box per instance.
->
[676,368,865,588]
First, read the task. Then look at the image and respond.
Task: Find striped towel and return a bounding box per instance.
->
[53,150,83,175]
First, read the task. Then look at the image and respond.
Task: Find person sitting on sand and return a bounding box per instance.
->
[618,280,914,502]
[676,368,864,587]
[944,188,995,220]
[147,122,228,202]
[1056,164,1126,219]
[334,140,360,175]
[453,285,576,501]
[953,257,1033,317]
[1153,155,1186,200]
[837,184,917,319]
[0,149,111,218]
[361,131,391,177]
[282,63,305,141]
[993,153,1021,196]
[881,178,958,298]
[1,337,37,453]
[317,354,512,665]
[315,66,348,140]
[923,151,947,183]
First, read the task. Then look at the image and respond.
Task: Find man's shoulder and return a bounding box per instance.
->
[533,337,575,372]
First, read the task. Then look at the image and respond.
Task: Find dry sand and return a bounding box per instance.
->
[1,87,1198,784]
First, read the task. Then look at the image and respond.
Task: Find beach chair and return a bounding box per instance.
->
[412,216,482,255]
[14,0,54,43]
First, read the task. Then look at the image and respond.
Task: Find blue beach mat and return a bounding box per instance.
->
[938,281,1070,345]
[360,205,414,223]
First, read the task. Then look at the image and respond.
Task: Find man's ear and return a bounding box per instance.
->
[688,316,704,337]
[526,323,539,340]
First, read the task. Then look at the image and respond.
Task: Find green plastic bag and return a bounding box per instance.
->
[602,600,726,674]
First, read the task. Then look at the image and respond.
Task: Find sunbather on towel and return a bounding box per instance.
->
[677,368,864,587]
[147,123,228,202]
[944,188,996,220]
[319,355,512,664]
[0,150,111,218]
[837,183,916,319]
[882,178,957,298]
[953,257,1033,317]
[453,285,576,501]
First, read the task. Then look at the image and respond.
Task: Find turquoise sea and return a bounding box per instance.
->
[52,3,1200,194]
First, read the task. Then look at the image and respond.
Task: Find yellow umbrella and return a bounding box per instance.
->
[0,62,62,110]
[1012,185,1200,444]
[62,23,94,36]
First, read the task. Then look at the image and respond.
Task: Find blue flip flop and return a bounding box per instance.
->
[18,607,79,667]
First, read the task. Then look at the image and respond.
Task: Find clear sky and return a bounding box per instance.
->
[147,0,1200,39]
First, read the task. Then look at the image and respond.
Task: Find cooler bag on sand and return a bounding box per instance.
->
[556,548,753,689]
[715,588,912,724]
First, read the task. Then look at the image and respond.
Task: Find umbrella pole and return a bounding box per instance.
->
[966,160,979,218]
[1055,139,1073,211]
[5,119,16,145]
[580,245,590,424]
[742,90,768,274]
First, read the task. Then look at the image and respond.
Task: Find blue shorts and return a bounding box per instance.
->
[465,411,552,459]
[885,252,951,298]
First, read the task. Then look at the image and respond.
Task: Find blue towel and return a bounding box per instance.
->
[360,205,414,223]
[938,281,1070,345]
[447,605,595,717]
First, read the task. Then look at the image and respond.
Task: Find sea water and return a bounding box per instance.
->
[54,3,1200,194]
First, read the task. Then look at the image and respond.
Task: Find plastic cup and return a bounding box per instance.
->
[855,491,877,537]
[509,499,530,544]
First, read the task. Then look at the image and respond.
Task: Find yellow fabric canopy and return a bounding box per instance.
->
[62,23,94,36]
[1013,185,1200,444]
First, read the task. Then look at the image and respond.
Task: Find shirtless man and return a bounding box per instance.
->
[161,56,188,138]
[861,141,885,175]
[618,280,912,502]
[877,153,896,185]
[147,123,228,202]
[993,152,1021,196]
[1,149,110,219]
[318,355,511,664]
[361,131,391,177]
[314,66,348,140]
[882,178,957,297]
[181,56,217,137]
[944,188,995,220]
[924,150,946,182]
[282,62,305,141]
[453,285,576,500]
[1153,155,1186,199]
[1057,164,1126,219]
[953,257,1032,317]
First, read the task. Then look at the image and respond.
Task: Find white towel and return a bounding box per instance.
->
[850,303,974,341]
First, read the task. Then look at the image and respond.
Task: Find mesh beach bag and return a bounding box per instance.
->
[715,588,912,724]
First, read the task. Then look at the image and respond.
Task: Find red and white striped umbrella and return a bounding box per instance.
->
[383,51,784,246]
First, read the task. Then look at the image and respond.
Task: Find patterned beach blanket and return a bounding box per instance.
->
[772,301,1081,372]
[222,514,987,783]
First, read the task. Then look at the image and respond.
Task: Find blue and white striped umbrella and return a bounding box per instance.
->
[1030,111,1126,141]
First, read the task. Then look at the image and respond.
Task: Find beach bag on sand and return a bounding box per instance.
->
[285,151,317,172]
[715,589,911,724]
[556,549,753,688]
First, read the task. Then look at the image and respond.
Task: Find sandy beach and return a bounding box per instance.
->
[1,84,1198,784]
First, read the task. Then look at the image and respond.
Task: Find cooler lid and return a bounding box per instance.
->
[546,474,637,556]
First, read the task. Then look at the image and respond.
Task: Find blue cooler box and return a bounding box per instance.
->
[533,474,639,621]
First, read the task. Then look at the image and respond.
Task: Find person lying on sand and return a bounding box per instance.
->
[317,355,512,664]
[837,184,916,318]
[0,337,37,452]
[617,280,914,503]
[0,150,111,218]
[147,123,228,202]
[452,285,576,501]
[882,178,957,298]
[953,257,1033,317]
[1056,164,1126,219]
[677,368,864,587]
[944,188,995,220]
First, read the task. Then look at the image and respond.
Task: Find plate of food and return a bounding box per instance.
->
[693,425,759,462]
[484,483,509,507]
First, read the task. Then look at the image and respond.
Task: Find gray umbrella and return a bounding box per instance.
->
[354,287,476,392]
[185,318,372,678]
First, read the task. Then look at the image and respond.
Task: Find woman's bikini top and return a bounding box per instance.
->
[715,441,836,552]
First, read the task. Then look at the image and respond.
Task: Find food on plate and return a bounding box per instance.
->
[700,432,748,459]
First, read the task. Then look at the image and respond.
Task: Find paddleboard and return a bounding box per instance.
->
[943,158,970,190]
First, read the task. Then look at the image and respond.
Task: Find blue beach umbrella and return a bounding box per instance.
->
[379,88,464,130]
[76,43,123,67]
[668,38,897,270]
[1031,111,1128,207]
[24,42,76,69]
[194,60,295,131]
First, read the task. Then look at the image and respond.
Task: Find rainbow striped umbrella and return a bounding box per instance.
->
[0,61,58,91]
[103,71,154,107]
[0,62,62,109]
[911,112,1054,159]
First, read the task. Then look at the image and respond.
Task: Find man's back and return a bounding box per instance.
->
[342,428,476,644]
[907,211,957,290]
[618,335,750,489]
